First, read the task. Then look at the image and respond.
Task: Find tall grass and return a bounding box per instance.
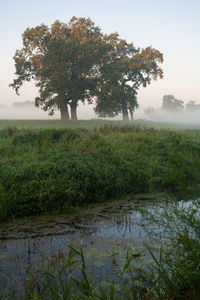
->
[141,198,200,299]
[1,125,200,221]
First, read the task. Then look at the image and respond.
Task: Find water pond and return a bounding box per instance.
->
[0,194,193,296]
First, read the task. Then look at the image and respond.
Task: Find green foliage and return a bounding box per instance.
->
[0,126,19,138]
[8,244,146,300]
[0,184,7,222]
[95,46,163,120]
[10,17,112,120]
[142,199,200,299]
[0,125,200,221]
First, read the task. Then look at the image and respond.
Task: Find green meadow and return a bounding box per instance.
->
[1,119,200,222]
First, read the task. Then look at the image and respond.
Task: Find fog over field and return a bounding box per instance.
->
[0,102,97,120]
[144,109,200,125]
[0,103,54,120]
[0,99,145,121]
[1,101,200,125]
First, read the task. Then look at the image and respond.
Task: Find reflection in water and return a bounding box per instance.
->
[96,211,146,239]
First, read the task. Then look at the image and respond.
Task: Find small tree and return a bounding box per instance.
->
[10,17,109,120]
[162,95,184,112]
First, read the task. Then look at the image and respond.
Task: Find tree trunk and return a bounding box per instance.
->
[60,104,70,120]
[129,109,134,121]
[70,103,78,121]
[122,99,129,121]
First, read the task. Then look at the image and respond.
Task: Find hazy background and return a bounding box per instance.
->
[0,0,200,121]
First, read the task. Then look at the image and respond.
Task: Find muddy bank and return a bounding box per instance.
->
[0,194,159,240]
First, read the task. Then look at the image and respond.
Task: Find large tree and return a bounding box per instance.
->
[10,17,110,120]
[10,17,163,121]
[95,39,163,120]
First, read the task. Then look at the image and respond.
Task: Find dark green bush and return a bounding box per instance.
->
[0,126,19,138]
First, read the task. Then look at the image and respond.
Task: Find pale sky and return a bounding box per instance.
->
[0,0,200,118]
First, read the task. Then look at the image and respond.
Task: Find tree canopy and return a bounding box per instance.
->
[95,40,163,120]
[10,17,110,120]
[10,17,163,120]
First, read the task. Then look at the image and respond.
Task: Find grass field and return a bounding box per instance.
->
[1,119,200,222]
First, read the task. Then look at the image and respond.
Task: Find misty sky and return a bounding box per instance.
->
[1,0,200,118]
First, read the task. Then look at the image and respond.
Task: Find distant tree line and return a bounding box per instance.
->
[10,17,163,121]
[145,95,200,114]
[185,100,200,111]
[162,95,200,112]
